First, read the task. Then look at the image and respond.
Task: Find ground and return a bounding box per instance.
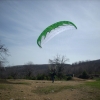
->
[0,78,100,100]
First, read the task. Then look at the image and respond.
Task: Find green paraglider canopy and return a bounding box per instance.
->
[37,21,77,48]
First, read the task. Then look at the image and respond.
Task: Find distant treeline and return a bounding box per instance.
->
[0,59,100,79]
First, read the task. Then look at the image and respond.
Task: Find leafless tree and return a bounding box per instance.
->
[0,41,9,64]
[24,62,34,78]
[49,54,69,79]
[0,41,9,78]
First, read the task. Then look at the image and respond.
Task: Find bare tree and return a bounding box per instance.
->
[0,41,9,63]
[0,41,9,78]
[49,54,69,80]
[24,62,34,79]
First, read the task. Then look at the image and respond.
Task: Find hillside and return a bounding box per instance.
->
[0,59,100,79]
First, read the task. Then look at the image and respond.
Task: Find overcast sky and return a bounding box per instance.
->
[0,0,100,66]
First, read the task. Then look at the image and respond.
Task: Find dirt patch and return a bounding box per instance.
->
[0,79,99,100]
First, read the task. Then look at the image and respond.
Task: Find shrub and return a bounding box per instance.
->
[67,76,72,80]
[79,71,89,79]
[36,74,45,80]
[7,76,13,79]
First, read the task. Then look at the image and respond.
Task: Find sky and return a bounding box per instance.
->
[0,0,100,66]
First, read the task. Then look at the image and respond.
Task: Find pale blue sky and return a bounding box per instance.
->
[0,0,100,66]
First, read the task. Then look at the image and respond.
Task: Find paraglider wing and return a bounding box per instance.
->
[37,21,77,48]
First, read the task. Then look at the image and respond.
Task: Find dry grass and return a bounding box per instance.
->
[0,78,100,100]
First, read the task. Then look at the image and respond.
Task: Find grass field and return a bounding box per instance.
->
[0,78,100,100]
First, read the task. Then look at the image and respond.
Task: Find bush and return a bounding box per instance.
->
[79,71,89,79]
[7,76,13,79]
[36,74,46,80]
[67,76,72,80]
